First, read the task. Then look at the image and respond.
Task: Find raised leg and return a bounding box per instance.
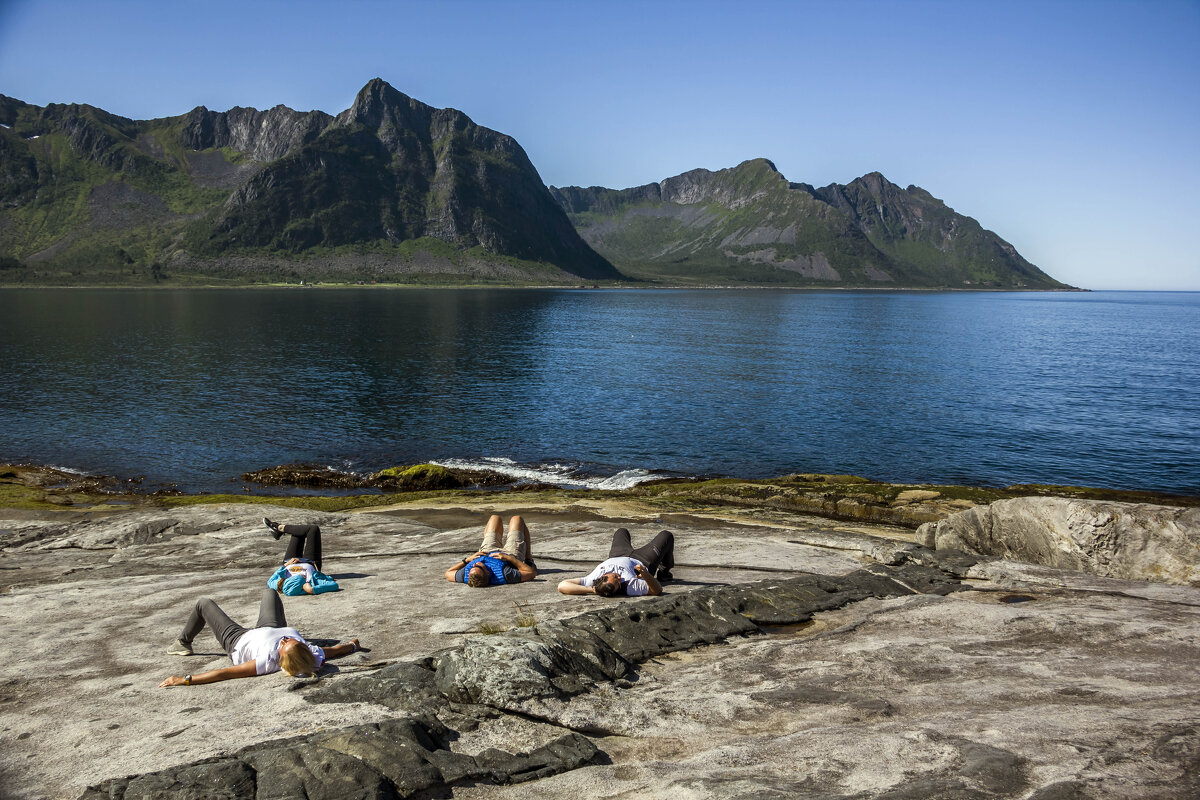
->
[253,587,288,630]
[180,597,248,656]
[501,515,530,562]
[631,530,674,573]
[281,524,322,569]
[480,514,504,552]
[608,528,634,559]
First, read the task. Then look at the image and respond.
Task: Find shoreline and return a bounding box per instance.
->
[3,474,1198,799]
[0,282,1092,292]
[4,462,1196,531]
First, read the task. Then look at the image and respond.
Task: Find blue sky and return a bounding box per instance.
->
[1,0,1197,290]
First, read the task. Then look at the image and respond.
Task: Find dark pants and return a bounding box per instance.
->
[282,524,322,570]
[608,528,674,574]
[180,588,288,656]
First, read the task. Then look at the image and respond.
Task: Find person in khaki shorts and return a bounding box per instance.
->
[444,515,537,587]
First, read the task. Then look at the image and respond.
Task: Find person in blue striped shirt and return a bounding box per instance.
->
[445,515,537,587]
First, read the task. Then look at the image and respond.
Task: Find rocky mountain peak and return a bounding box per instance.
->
[849,171,896,197]
[554,161,1067,288]
[738,157,782,176]
[338,78,426,130]
[180,103,333,163]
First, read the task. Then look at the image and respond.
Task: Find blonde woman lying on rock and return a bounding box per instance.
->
[444,514,537,588]
[263,518,339,595]
[557,528,674,598]
[159,588,360,687]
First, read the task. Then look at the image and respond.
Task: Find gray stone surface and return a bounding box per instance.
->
[917,497,1200,585]
[1,499,1198,799]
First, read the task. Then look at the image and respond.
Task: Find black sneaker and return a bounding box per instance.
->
[656,569,673,582]
[264,518,283,540]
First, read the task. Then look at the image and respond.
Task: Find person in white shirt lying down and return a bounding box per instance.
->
[159,588,360,687]
[557,528,674,598]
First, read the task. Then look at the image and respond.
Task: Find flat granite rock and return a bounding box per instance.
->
[1,501,1198,799]
[917,497,1200,585]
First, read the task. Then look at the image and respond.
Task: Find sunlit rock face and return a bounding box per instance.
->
[1,500,1197,799]
[919,496,1200,585]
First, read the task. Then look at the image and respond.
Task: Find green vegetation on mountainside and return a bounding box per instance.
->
[0,80,619,285]
[552,159,1069,289]
[3,84,1066,289]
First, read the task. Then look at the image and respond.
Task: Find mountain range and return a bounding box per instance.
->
[0,79,1067,288]
[551,159,1065,288]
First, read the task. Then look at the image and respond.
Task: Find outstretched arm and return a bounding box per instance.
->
[322,639,361,660]
[557,578,595,596]
[159,661,257,688]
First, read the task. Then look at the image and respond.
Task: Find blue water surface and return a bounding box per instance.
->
[0,288,1197,494]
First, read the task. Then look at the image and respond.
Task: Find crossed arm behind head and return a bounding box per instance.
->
[444,550,488,582]
[448,550,537,584]
[491,550,537,581]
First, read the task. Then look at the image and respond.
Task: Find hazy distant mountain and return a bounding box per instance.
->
[0,79,618,283]
[550,158,1067,288]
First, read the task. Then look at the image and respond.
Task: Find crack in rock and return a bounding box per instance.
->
[79,561,966,798]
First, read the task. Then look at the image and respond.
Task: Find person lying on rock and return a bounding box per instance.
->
[557,528,674,598]
[160,587,360,687]
[263,517,339,596]
[445,514,537,587]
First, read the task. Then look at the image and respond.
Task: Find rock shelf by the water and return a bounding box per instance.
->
[240,463,513,491]
[918,496,1200,585]
[1,499,1198,799]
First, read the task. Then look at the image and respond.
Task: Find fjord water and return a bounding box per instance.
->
[1,288,1197,495]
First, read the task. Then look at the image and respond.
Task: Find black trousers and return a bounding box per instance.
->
[180,588,288,655]
[282,524,322,570]
[608,528,674,573]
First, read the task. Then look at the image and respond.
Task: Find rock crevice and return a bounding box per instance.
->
[80,562,966,798]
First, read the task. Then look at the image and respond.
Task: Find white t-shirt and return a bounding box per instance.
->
[580,556,651,597]
[284,562,315,582]
[229,627,325,676]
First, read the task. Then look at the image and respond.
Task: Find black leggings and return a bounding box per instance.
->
[608,528,674,573]
[179,588,288,656]
[282,524,322,570]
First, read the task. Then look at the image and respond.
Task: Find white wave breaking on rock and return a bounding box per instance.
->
[430,457,663,490]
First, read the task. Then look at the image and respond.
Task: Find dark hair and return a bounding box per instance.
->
[466,565,489,588]
[594,575,621,598]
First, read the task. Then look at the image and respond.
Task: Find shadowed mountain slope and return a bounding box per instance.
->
[551,159,1067,288]
[0,80,618,283]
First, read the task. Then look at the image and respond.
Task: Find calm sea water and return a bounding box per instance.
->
[1,288,1197,495]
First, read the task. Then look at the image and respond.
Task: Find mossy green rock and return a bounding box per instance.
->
[371,463,464,490]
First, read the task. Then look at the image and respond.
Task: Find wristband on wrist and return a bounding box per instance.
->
[184,674,192,685]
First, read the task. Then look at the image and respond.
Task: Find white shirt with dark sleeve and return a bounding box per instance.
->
[284,562,316,582]
[229,627,325,675]
[579,556,651,596]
